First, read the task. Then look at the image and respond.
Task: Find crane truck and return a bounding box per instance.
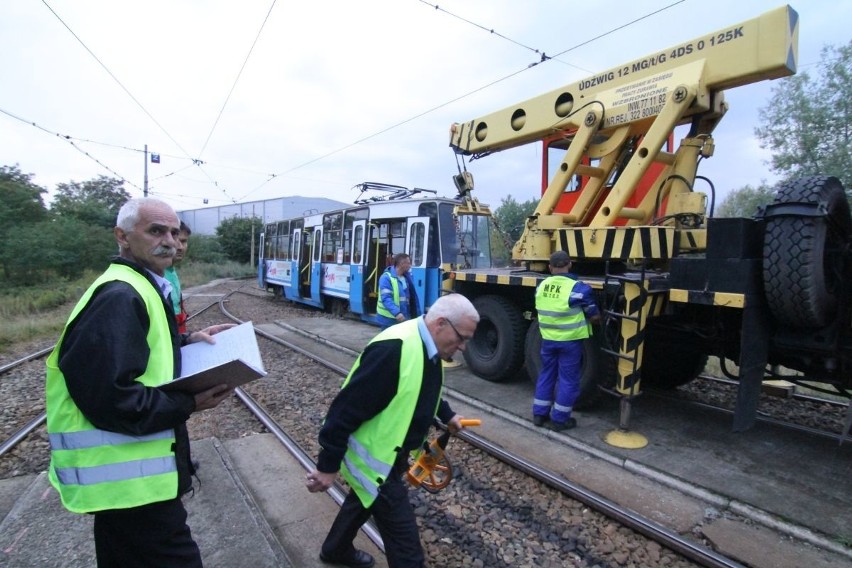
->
[446,5,852,445]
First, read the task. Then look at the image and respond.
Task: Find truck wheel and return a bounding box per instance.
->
[463,295,527,382]
[763,176,851,328]
[640,319,708,389]
[523,321,611,409]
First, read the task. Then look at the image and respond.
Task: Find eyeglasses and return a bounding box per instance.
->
[446,319,473,343]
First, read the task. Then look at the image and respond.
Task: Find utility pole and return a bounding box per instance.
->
[250,204,256,269]
[143,144,149,197]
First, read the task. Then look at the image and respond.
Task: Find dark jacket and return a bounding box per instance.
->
[316,337,453,474]
[58,257,197,496]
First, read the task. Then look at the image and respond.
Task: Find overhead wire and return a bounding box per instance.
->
[39,0,242,203]
[39,0,193,167]
[0,105,292,194]
[0,107,143,192]
[416,1,593,74]
[28,0,689,206]
[548,0,687,60]
[239,0,688,201]
[236,63,533,202]
[197,0,278,159]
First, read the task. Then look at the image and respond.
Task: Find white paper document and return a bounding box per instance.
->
[160,321,267,393]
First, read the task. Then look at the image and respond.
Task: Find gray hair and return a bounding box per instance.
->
[116,198,173,232]
[426,293,479,325]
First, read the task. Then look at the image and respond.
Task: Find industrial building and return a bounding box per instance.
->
[177,196,348,235]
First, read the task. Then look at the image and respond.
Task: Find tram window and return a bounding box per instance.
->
[342,229,351,263]
[313,230,322,262]
[280,234,290,260]
[409,222,425,266]
[390,221,405,237]
[277,222,288,259]
[323,213,342,262]
[322,235,336,262]
[264,224,276,258]
[353,225,364,264]
[291,231,301,260]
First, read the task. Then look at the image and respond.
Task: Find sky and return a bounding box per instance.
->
[1,0,849,215]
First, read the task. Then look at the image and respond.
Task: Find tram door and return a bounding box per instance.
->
[256,232,266,289]
[284,229,302,301]
[309,228,323,305]
[349,220,367,314]
[406,216,429,314]
[298,228,313,299]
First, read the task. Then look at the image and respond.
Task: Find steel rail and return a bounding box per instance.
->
[218,295,743,567]
[216,292,385,552]
[0,296,232,458]
[0,413,46,457]
[455,428,744,568]
[0,346,53,376]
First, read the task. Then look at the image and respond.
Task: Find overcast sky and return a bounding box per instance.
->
[2,1,848,215]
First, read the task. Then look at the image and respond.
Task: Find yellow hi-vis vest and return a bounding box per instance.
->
[535,275,591,341]
[339,319,440,507]
[376,270,401,319]
[46,263,178,514]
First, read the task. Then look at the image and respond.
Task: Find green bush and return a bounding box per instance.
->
[186,235,227,264]
[1,218,113,284]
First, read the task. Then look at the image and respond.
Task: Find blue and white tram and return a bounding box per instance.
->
[257,195,491,324]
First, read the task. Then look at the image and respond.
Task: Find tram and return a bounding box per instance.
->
[257,183,493,324]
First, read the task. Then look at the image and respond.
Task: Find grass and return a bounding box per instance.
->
[0,261,255,350]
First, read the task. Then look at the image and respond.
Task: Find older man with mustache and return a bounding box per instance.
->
[45,197,234,567]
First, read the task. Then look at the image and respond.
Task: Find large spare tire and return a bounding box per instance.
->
[762,176,851,328]
[463,295,528,382]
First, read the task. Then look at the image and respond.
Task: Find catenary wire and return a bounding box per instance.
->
[29,0,697,206]
[197,0,278,159]
[39,0,241,204]
[239,0,690,200]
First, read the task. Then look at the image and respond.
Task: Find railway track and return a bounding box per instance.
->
[2,279,850,567]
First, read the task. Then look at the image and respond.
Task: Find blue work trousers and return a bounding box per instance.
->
[533,338,583,424]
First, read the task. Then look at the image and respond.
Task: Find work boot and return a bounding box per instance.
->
[548,417,577,432]
[320,549,375,568]
[532,414,548,427]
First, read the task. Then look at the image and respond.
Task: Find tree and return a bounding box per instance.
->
[755,41,852,190]
[491,195,538,265]
[51,175,131,228]
[0,165,48,226]
[493,194,539,242]
[716,183,776,218]
[2,217,114,284]
[216,216,262,264]
[0,165,49,279]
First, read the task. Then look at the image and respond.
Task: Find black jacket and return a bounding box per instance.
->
[317,336,454,475]
[58,257,197,496]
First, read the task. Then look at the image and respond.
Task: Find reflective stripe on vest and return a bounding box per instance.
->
[536,275,590,341]
[54,456,176,486]
[46,263,178,514]
[339,319,440,507]
[376,270,401,318]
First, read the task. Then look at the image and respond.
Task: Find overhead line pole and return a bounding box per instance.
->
[144,143,149,197]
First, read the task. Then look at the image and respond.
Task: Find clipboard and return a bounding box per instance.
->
[160,321,267,393]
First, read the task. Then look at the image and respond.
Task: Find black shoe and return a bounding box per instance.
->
[533,414,549,427]
[320,549,375,568]
[548,417,577,432]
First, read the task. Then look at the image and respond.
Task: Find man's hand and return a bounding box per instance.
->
[193,384,233,411]
[305,469,337,493]
[446,414,466,434]
[395,313,405,322]
[185,323,237,345]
